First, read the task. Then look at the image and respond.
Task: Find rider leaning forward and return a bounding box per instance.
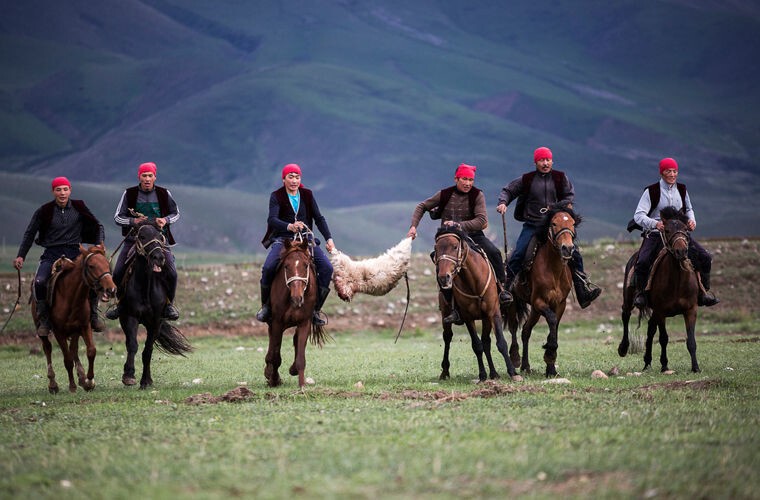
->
[14,177,106,336]
[407,163,510,324]
[630,157,719,308]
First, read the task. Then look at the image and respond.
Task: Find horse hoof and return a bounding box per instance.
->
[489,372,501,380]
[289,365,298,376]
[439,373,450,381]
[618,345,628,357]
[68,386,77,394]
[122,376,137,386]
[83,380,95,391]
[49,385,59,395]
[511,375,524,382]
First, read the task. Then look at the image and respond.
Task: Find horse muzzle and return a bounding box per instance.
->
[437,274,453,290]
[560,244,575,261]
[290,295,305,309]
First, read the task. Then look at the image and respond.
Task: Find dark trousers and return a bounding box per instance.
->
[260,239,333,289]
[34,246,81,301]
[468,231,506,284]
[113,241,178,301]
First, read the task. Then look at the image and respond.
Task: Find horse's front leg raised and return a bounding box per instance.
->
[465,321,488,382]
[265,322,284,387]
[541,307,560,378]
[684,309,700,373]
[121,317,139,386]
[40,336,59,394]
[439,323,453,380]
[658,320,670,373]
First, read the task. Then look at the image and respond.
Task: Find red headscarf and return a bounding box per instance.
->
[534,147,552,162]
[659,157,678,174]
[455,163,476,179]
[282,163,302,178]
[138,162,157,176]
[51,177,71,189]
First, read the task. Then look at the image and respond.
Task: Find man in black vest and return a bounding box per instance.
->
[14,177,106,336]
[631,157,718,308]
[497,147,601,308]
[256,163,335,326]
[408,163,509,324]
[106,162,181,320]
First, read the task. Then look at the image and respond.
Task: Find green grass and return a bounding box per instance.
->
[1,330,758,499]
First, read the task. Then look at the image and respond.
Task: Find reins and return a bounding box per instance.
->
[435,232,492,300]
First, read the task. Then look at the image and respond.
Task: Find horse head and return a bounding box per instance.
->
[281,238,312,309]
[434,227,466,290]
[134,222,167,271]
[660,206,690,261]
[540,203,579,261]
[81,244,117,300]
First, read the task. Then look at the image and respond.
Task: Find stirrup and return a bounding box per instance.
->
[164,303,180,321]
[499,290,513,304]
[443,309,460,325]
[91,314,106,332]
[256,305,271,323]
[698,292,719,307]
[36,323,51,337]
[105,306,121,320]
[633,291,647,308]
[312,310,327,326]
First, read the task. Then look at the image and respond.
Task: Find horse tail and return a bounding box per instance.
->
[155,321,193,357]
[309,322,331,348]
[514,296,529,326]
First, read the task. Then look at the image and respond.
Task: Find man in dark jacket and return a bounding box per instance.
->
[497,147,601,308]
[256,163,336,326]
[106,162,181,320]
[14,177,106,336]
[408,163,510,324]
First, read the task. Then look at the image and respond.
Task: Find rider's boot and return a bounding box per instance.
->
[633,273,648,308]
[255,285,272,323]
[502,271,516,304]
[313,287,330,326]
[441,288,461,324]
[89,290,106,332]
[573,270,602,309]
[698,271,720,307]
[105,303,121,320]
[163,302,180,321]
[35,300,52,337]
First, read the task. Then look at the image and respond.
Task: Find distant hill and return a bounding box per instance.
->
[1,0,759,248]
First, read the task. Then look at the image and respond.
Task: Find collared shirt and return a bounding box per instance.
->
[633,179,695,232]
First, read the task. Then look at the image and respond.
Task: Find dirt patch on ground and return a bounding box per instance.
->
[637,379,717,392]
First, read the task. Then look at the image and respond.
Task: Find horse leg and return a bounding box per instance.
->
[265,321,283,387]
[40,336,59,394]
[56,335,77,393]
[121,317,139,386]
[520,310,541,374]
[684,309,700,373]
[69,334,88,391]
[139,326,156,389]
[465,321,488,382]
[505,306,521,369]
[290,323,310,388]
[480,320,499,380]
[541,307,560,378]
[643,318,657,371]
[439,323,453,380]
[491,313,521,381]
[619,307,631,357]
[657,320,670,373]
[81,328,97,391]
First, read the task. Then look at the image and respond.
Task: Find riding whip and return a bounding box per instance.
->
[0,268,22,334]
[501,211,509,262]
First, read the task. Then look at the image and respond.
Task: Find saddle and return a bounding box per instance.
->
[644,248,705,294]
[45,257,76,306]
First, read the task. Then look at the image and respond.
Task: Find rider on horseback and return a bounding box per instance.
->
[629,157,719,308]
[257,164,336,326]
[13,177,107,336]
[497,147,602,309]
[106,162,181,321]
[407,163,511,324]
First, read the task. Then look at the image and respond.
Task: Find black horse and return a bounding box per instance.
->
[115,222,191,388]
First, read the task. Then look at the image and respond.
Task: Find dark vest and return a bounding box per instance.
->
[261,187,316,248]
[514,170,566,222]
[429,186,481,221]
[37,200,101,245]
[122,185,176,244]
[626,182,687,232]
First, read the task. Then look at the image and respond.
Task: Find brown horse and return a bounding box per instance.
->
[434,227,521,382]
[34,244,116,393]
[505,203,578,377]
[264,237,327,388]
[618,207,701,372]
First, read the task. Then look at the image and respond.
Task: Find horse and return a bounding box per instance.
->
[264,236,327,388]
[504,203,578,377]
[34,244,116,393]
[115,222,191,389]
[434,227,521,382]
[618,207,701,373]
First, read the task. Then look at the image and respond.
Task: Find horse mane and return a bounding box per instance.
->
[535,201,581,243]
[435,225,469,241]
[281,239,311,258]
[660,206,689,225]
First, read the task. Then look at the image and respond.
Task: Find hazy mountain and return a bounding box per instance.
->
[2,0,759,255]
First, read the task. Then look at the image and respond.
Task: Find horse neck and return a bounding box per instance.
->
[536,241,568,276]
[458,248,490,290]
[55,257,89,302]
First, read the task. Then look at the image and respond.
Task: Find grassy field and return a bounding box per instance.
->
[0,238,759,498]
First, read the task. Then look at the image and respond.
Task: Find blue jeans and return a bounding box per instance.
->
[34,245,81,301]
[507,222,585,277]
[261,239,332,289]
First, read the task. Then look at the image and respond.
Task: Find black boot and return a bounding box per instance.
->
[105,303,121,320]
[573,270,602,309]
[256,285,272,323]
[502,271,515,304]
[698,272,719,307]
[313,287,330,326]
[163,302,180,321]
[89,290,106,332]
[441,288,460,324]
[633,273,648,309]
[35,300,52,337]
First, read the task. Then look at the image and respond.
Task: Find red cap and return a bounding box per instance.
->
[138,162,157,176]
[455,163,476,179]
[534,147,552,162]
[51,177,71,189]
[282,163,302,178]
[659,157,678,174]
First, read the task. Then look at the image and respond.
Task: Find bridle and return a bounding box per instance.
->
[82,252,113,292]
[283,231,314,290]
[661,222,690,255]
[435,232,493,299]
[134,225,167,262]
[547,212,576,260]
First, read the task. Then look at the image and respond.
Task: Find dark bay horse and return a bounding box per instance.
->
[505,203,578,377]
[116,223,191,389]
[434,227,521,382]
[264,237,327,388]
[619,207,701,372]
[34,244,116,393]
